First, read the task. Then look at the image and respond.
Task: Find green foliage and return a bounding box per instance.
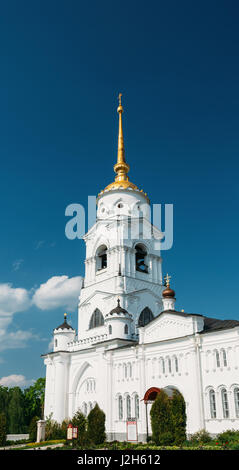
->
[0,412,7,446]
[23,378,45,425]
[150,390,174,445]
[29,416,39,442]
[216,429,239,443]
[87,404,106,445]
[150,390,187,446]
[8,387,25,433]
[45,415,65,441]
[71,410,87,447]
[189,429,212,443]
[171,390,187,445]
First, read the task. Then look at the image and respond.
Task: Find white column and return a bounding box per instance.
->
[43,358,52,418]
[54,355,68,423]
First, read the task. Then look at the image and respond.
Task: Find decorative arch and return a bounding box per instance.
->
[89,308,104,329]
[143,387,161,403]
[138,307,154,327]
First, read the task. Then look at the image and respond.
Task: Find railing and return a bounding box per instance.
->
[67,334,108,351]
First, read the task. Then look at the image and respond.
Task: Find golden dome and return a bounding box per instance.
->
[98,94,149,202]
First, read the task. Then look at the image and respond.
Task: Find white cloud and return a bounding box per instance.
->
[0,374,34,388]
[32,275,82,311]
[0,275,82,353]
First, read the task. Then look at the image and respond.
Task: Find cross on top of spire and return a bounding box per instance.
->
[164,273,171,287]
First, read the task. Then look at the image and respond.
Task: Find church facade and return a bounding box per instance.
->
[43,96,239,440]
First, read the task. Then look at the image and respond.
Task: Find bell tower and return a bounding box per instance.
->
[77,95,164,343]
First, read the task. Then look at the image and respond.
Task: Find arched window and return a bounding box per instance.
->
[215,350,220,368]
[138,307,154,327]
[135,394,139,419]
[221,388,229,418]
[109,324,112,335]
[126,395,131,419]
[135,244,148,273]
[55,339,57,348]
[124,324,128,335]
[96,245,107,270]
[89,309,104,329]
[123,363,127,379]
[209,389,217,418]
[118,395,123,420]
[221,349,227,367]
[234,388,239,418]
[88,402,93,414]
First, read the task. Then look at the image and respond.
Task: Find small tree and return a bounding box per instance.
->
[171,390,186,445]
[29,416,39,442]
[150,390,174,445]
[0,412,7,446]
[87,404,106,445]
[72,410,87,446]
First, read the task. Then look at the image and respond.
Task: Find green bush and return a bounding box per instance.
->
[217,429,239,443]
[171,390,186,445]
[29,415,39,442]
[150,390,174,445]
[189,429,212,443]
[158,431,174,446]
[87,404,106,445]
[71,410,87,447]
[0,412,7,446]
[45,418,64,440]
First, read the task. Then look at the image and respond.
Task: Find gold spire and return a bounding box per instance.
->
[114,93,130,182]
[97,94,149,200]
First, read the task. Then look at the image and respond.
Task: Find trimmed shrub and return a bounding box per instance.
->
[71,410,87,447]
[171,390,186,445]
[150,390,174,445]
[87,404,106,445]
[29,415,39,442]
[0,412,7,446]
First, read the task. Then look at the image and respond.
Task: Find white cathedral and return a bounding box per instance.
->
[43,96,239,441]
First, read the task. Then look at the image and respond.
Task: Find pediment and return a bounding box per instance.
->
[139,312,204,343]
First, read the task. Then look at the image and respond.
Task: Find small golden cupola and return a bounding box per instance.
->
[97,94,148,201]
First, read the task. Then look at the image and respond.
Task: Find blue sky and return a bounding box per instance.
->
[0,0,239,386]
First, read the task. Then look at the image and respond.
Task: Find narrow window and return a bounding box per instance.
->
[118,395,123,420]
[209,389,217,418]
[221,388,229,418]
[55,339,57,347]
[168,357,172,374]
[222,349,227,367]
[135,395,139,419]
[215,350,220,368]
[109,324,112,335]
[124,324,128,335]
[174,356,179,373]
[126,395,131,419]
[234,388,239,418]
